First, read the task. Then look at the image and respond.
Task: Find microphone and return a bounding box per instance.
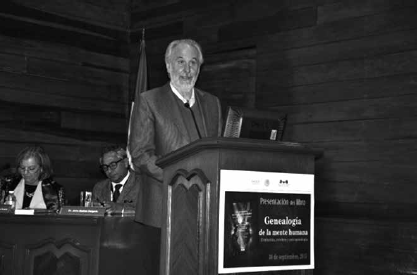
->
[184,101,202,139]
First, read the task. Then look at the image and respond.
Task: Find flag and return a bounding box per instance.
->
[134,29,148,103]
[127,29,148,170]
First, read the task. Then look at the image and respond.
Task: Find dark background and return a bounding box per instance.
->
[0,0,416,273]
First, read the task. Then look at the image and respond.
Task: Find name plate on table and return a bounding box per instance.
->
[15,209,35,215]
[60,206,106,217]
[0,205,12,213]
[0,207,57,215]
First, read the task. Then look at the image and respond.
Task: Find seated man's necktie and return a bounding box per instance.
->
[113,184,122,202]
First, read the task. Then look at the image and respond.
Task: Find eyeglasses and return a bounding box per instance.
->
[100,158,125,171]
[19,166,40,174]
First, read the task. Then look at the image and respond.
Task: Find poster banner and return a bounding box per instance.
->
[218,170,314,274]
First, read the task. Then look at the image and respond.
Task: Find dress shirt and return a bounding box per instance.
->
[170,83,195,107]
[111,170,130,195]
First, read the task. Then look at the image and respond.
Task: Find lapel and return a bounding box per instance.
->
[14,179,25,209]
[194,88,209,137]
[101,179,112,202]
[30,181,47,209]
[14,179,46,209]
[159,83,190,140]
[117,172,134,202]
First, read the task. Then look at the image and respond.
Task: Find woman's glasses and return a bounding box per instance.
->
[19,166,40,174]
[100,158,125,171]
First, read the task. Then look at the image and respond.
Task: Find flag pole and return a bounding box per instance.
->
[127,27,148,170]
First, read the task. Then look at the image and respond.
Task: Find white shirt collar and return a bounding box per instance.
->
[170,83,195,107]
[13,179,46,210]
[112,170,130,191]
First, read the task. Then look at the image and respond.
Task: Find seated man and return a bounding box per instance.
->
[92,145,139,215]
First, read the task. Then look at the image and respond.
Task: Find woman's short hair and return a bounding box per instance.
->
[16,145,53,180]
[165,39,204,65]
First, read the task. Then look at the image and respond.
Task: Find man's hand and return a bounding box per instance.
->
[101,201,123,215]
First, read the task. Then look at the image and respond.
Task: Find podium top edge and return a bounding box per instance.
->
[157,137,323,167]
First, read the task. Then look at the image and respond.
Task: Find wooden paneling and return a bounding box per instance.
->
[285,117,417,143]
[0,71,124,103]
[0,127,110,146]
[257,49,417,91]
[258,29,417,71]
[0,88,125,114]
[130,21,184,43]
[315,218,417,274]
[0,16,128,57]
[198,48,256,108]
[0,215,161,275]
[9,0,129,28]
[258,6,417,53]
[0,0,415,273]
[26,58,129,88]
[0,35,129,71]
[317,0,417,24]
[0,52,26,73]
[61,111,127,134]
[316,161,417,203]
[130,0,225,30]
[267,95,417,125]
[0,0,130,209]
[256,73,417,107]
[218,7,317,42]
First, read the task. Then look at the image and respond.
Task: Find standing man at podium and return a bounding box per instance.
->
[129,39,222,228]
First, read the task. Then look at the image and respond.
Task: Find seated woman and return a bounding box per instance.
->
[11,145,64,210]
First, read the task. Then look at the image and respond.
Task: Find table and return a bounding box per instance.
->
[0,213,160,274]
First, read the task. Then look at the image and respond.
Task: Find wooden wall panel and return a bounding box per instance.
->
[0,35,129,71]
[26,58,129,89]
[314,140,417,163]
[10,0,129,29]
[267,95,417,124]
[286,117,417,143]
[316,161,417,202]
[258,29,417,71]
[219,7,317,42]
[61,112,127,134]
[258,49,417,91]
[0,128,108,146]
[0,0,129,208]
[258,6,417,53]
[317,0,417,24]
[0,87,125,114]
[0,52,26,73]
[315,218,417,274]
[257,73,417,107]
[0,71,122,102]
[0,0,415,273]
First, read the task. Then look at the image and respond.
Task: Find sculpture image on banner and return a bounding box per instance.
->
[218,170,314,274]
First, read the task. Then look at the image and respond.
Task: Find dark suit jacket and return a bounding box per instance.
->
[129,83,222,227]
[92,171,139,212]
[10,176,64,210]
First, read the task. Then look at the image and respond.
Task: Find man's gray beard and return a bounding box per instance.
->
[173,77,197,92]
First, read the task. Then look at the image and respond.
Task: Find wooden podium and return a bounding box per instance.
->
[157,137,321,275]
